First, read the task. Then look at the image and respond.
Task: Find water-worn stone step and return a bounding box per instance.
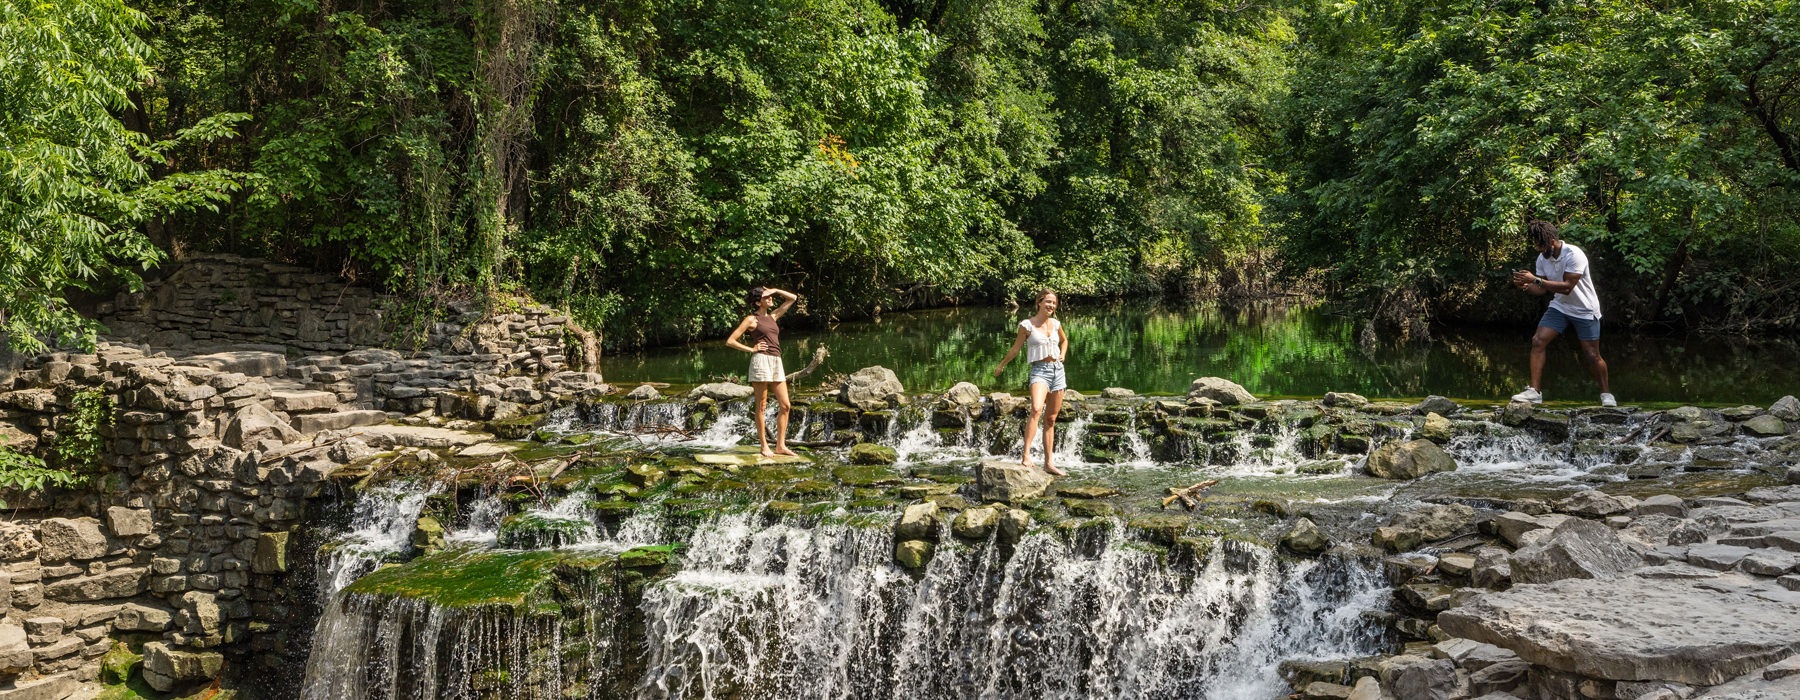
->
[0,674,80,700]
[173,350,286,378]
[268,389,342,413]
[344,425,487,450]
[293,409,389,433]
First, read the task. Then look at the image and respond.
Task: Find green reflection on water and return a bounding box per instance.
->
[608,302,1800,405]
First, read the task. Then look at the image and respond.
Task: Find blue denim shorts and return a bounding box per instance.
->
[1027,361,1067,392]
[1540,307,1601,341]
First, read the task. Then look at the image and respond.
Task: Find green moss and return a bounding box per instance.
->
[100,643,140,684]
[834,465,904,486]
[496,513,592,549]
[345,548,612,613]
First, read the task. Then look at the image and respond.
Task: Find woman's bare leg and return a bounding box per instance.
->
[753,382,774,457]
[1042,389,1066,476]
[772,381,796,456]
[1022,381,1047,468]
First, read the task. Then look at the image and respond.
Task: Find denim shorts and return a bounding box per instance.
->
[1027,361,1067,392]
[1539,307,1601,341]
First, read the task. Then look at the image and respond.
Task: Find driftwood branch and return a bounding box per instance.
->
[566,322,602,377]
[784,346,829,383]
[1160,479,1220,510]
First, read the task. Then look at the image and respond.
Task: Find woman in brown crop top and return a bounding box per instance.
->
[725,285,800,457]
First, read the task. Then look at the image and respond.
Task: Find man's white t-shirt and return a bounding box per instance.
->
[1536,242,1601,320]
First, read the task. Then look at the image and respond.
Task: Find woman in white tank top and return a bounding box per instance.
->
[992,289,1069,476]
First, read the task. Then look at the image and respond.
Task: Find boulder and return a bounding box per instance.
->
[1281,518,1332,556]
[141,642,224,692]
[1635,495,1688,518]
[1771,395,1800,422]
[1390,504,1477,542]
[848,443,898,466]
[223,402,302,450]
[1365,439,1457,479]
[1743,414,1789,437]
[1510,518,1641,584]
[894,540,933,570]
[953,507,1002,540]
[1439,576,1800,686]
[1323,392,1369,409]
[942,382,982,407]
[1100,387,1136,400]
[36,518,107,562]
[688,382,754,402]
[978,460,1054,503]
[840,367,905,410]
[1387,657,1457,700]
[625,384,661,401]
[1419,412,1453,444]
[894,501,940,542]
[1415,395,1461,415]
[1187,377,1255,405]
[1554,490,1637,517]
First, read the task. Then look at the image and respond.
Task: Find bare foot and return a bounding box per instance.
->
[1043,464,1066,477]
[760,448,777,458]
[775,447,798,457]
[1020,459,1036,470]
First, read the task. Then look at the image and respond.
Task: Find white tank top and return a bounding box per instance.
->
[1021,318,1060,363]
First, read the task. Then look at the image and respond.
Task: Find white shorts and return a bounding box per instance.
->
[748,353,786,383]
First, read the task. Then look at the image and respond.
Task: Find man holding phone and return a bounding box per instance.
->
[1509,219,1615,407]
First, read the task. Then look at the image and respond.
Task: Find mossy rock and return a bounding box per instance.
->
[849,442,899,466]
[100,642,141,685]
[895,484,958,499]
[345,548,613,613]
[617,544,681,570]
[1064,499,1116,518]
[834,464,904,486]
[1081,446,1124,464]
[591,500,639,520]
[925,494,972,511]
[1337,434,1371,453]
[625,462,666,488]
[849,498,902,510]
[497,513,592,549]
[785,479,837,498]
[489,414,547,440]
[859,411,896,434]
[1127,514,1194,545]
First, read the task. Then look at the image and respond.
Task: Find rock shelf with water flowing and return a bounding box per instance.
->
[6,323,1800,700]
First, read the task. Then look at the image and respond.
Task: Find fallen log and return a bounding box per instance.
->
[785,345,830,383]
[1160,479,1220,510]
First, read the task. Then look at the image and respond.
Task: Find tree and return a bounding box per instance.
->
[0,0,242,352]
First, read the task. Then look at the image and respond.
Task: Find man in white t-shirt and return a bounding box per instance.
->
[1509,220,1615,407]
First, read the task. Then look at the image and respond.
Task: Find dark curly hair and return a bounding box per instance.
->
[1527,220,1558,248]
[746,286,767,309]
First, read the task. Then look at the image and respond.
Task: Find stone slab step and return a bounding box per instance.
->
[0,674,81,700]
[347,425,489,450]
[293,410,389,434]
[173,351,286,378]
[268,390,342,413]
[693,451,812,468]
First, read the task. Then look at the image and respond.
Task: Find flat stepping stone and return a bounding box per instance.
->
[1689,544,1755,570]
[269,390,340,412]
[458,443,519,458]
[175,351,286,377]
[693,451,811,468]
[1440,576,1800,686]
[294,410,388,433]
[348,425,489,450]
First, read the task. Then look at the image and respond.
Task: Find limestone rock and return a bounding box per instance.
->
[840,367,905,410]
[113,603,174,632]
[978,460,1054,503]
[953,507,1001,540]
[997,509,1032,547]
[36,518,107,562]
[1770,395,1800,422]
[1365,439,1457,480]
[269,389,339,412]
[1323,392,1369,409]
[0,523,39,561]
[625,384,661,401]
[223,402,302,450]
[105,507,153,537]
[254,531,290,574]
[1389,657,1457,700]
[1510,518,1642,584]
[1555,490,1637,517]
[1742,414,1789,437]
[1415,395,1461,415]
[1100,387,1136,399]
[180,591,221,635]
[1419,412,1453,444]
[43,567,145,602]
[0,675,79,700]
[687,382,754,402]
[943,382,982,407]
[1281,517,1332,556]
[848,443,897,466]
[141,642,224,692]
[1389,504,1477,542]
[1636,494,1688,518]
[894,539,933,569]
[894,501,940,542]
[1440,576,1800,686]
[1187,377,1255,405]
[0,620,30,675]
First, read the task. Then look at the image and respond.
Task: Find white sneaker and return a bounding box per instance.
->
[1600,393,1617,407]
[1511,387,1543,404]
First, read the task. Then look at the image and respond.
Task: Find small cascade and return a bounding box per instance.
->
[636,515,1388,700]
[447,491,509,546]
[1050,415,1091,467]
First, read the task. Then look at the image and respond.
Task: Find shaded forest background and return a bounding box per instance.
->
[5,0,1798,353]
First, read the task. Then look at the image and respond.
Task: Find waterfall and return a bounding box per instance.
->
[301,483,439,699]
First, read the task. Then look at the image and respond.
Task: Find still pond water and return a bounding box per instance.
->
[608,302,1800,406]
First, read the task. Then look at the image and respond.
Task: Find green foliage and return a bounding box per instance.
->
[0,438,82,509]
[53,389,114,475]
[0,0,242,352]
[1281,0,1800,331]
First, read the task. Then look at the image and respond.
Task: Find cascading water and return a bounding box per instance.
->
[637,514,1388,700]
